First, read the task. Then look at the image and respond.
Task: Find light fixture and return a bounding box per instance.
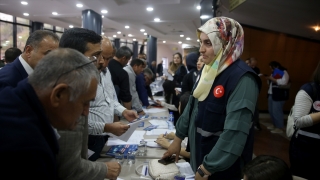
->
[113,35,116,37]
[197,39,200,42]
[146,7,153,11]
[315,26,319,31]
[18,36,22,38]
[200,15,210,19]
[102,15,104,18]
[21,1,28,5]
[133,39,136,41]
[76,3,83,8]
[186,37,191,40]
[6,40,9,43]
[154,18,160,22]
[178,41,182,44]
[196,5,201,10]
[23,13,29,16]
[117,31,121,34]
[101,10,108,14]
[52,12,58,15]
[140,29,145,32]
[101,32,104,35]
[128,34,133,37]
[125,25,130,29]
[163,41,166,43]
[69,25,74,28]
[144,33,147,35]
[180,34,184,37]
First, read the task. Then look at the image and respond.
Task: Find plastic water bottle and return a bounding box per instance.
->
[167,112,174,130]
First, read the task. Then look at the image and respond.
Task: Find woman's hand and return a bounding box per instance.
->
[162,137,182,163]
[164,132,175,140]
[155,137,171,149]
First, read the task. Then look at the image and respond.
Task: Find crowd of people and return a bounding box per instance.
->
[0,15,317,180]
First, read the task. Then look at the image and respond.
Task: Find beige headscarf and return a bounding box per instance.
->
[193,17,244,101]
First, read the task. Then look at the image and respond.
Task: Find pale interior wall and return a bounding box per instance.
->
[156,43,183,69]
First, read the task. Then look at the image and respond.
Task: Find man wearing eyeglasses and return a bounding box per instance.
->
[0,48,99,179]
[87,36,138,161]
[57,28,123,180]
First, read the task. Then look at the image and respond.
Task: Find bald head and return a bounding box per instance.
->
[100,36,114,70]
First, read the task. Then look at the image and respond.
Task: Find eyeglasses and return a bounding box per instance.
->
[88,55,98,62]
[52,58,98,88]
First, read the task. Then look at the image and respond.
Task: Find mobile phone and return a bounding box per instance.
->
[158,157,175,165]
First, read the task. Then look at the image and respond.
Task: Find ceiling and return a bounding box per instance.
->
[0,0,319,46]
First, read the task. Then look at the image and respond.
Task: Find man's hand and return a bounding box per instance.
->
[105,122,130,136]
[138,111,146,115]
[122,109,138,122]
[105,161,121,180]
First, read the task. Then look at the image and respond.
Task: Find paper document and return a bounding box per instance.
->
[107,131,145,146]
[175,87,182,92]
[146,129,176,136]
[176,162,195,178]
[108,117,148,142]
[144,108,167,114]
[149,119,168,129]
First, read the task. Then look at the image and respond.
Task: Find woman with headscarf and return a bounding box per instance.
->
[162,17,261,180]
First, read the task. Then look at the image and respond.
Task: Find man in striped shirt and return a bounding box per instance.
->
[88,36,138,161]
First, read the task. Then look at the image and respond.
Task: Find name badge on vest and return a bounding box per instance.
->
[213,85,225,98]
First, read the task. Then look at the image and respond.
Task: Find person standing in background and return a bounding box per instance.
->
[157,59,163,76]
[4,47,22,64]
[250,57,260,74]
[247,57,262,131]
[265,61,290,133]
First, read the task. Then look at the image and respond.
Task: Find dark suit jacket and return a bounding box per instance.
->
[0,79,59,179]
[157,63,163,76]
[0,57,28,89]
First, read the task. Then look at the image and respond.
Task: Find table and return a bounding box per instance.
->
[97,98,187,179]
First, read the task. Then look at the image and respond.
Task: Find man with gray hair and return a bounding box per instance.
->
[0,48,99,179]
[0,30,59,89]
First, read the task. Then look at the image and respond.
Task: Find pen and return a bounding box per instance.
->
[145,166,148,176]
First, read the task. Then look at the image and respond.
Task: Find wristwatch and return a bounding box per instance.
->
[197,166,209,178]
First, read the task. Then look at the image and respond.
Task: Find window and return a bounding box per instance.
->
[55,26,64,32]
[0,22,13,59]
[0,13,13,22]
[44,23,53,30]
[16,17,30,25]
[56,32,63,38]
[16,25,30,51]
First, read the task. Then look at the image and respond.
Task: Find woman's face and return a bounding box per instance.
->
[197,56,204,71]
[173,54,181,64]
[199,32,216,65]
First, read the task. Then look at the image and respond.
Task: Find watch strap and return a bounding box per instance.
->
[197,166,209,178]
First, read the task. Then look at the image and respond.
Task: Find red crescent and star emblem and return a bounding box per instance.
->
[213,85,224,98]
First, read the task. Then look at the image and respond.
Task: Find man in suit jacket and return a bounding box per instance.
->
[0,48,99,179]
[58,28,121,180]
[157,60,163,76]
[0,30,59,89]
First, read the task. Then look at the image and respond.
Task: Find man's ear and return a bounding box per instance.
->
[50,84,70,107]
[24,45,33,58]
